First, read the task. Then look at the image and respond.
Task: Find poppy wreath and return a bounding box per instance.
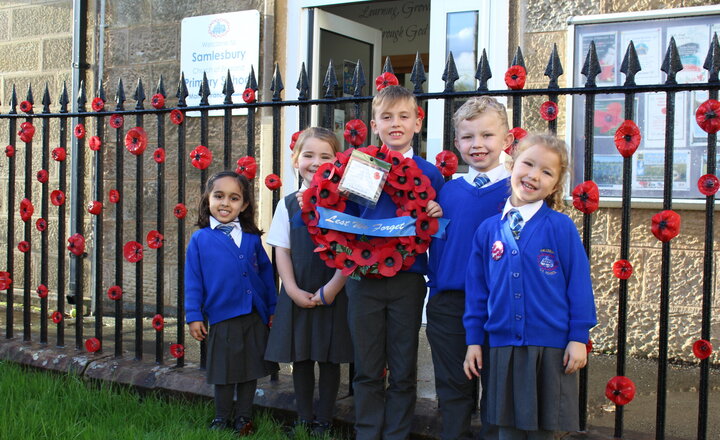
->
[302,144,438,279]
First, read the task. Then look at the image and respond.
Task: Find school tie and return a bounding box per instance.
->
[473,173,490,188]
[216,224,234,237]
[508,209,524,240]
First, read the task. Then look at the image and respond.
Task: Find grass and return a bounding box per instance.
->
[0,360,333,440]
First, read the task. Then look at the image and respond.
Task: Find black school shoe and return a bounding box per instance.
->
[311,420,332,437]
[209,417,231,430]
[233,417,254,436]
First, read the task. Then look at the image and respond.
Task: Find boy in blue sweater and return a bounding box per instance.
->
[346,85,445,440]
[427,97,513,440]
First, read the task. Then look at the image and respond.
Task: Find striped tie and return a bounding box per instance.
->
[508,209,524,240]
[474,173,490,188]
[216,224,234,237]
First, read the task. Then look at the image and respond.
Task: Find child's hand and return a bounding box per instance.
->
[289,288,317,309]
[463,345,483,380]
[426,200,443,218]
[563,341,588,374]
[310,286,337,306]
[189,321,207,341]
[296,189,305,209]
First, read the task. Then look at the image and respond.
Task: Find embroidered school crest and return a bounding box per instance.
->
[491,240,504,260]
[537,249,558,275]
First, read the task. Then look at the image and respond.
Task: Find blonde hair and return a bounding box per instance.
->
[507,133,569,210]
[453,96,509,132]
[371,85,418,118]
[290,127,342,164]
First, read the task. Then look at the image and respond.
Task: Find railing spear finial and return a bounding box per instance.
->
[26,84,34,107]
[222,70,234,104]
[156,75,166,98]
[511,47,526,69]
[545,43,564,89]
[133,78,145,110]
[383,56,394,75]
[661,37,683,85]
[176,72,188,107]
[271,63,284,102]
[9,84,17,114]
[581,41,602,87]
[322,60,338,98]
[247,66,258,91]
[42,83,51,113]
[199,72,210,106]
[620,41,642,87]
[442,51,459,93]
[703,32,720,83]
[115,78,126,111]
[410,52,427,94]
[352,60,366,98]
[59,81,69,113]
[97,81,106,104]
[77,80,87,111]
[297,62,310,100]
[475,49,492,91]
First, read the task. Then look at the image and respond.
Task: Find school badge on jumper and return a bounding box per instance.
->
[491,240,504,260]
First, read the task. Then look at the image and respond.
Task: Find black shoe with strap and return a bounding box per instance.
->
[209,417,230,431]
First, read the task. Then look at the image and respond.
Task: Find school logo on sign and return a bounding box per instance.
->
[208,18,230,38]
[537,249,558,275]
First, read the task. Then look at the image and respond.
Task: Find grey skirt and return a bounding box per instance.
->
[206,313,276,385]
[487,345,579,432]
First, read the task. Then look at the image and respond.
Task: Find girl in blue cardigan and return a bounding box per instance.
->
[463,133,597,440]
[185,170,277,436]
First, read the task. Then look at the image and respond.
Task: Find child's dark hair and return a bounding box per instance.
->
[196,170,263,235]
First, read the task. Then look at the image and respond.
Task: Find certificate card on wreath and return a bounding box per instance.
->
[338,149,391,208]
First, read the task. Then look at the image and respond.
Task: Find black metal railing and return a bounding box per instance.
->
[1,36,718,440]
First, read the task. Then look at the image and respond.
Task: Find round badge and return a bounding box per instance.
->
[491,240,504,260]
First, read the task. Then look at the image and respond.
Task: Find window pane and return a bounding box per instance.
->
[446,11,478,92]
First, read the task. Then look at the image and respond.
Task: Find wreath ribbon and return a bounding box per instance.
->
[316,207,448,238]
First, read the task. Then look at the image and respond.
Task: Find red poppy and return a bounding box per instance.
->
[67,233,85,256]
[377,247,402,277]
[595,102,623,134]
[0,272,11,290]
[236,156,257,179]
[124,241,144,262]
[435,150,458,177]
[509,127,527,147]
[315,244,337,265]
[350,241,379,267]
[52,147,66,161]
[88,136,102,152]
[289,131,301,151]
[87,201,102,215]
[302,207,319,228]
[17,241,30,253]
[504,65,526,90]
[91,97,105,112]
[190,145,212,170]
[85,337,101,353]
[151,93,165,109]
[51,311,63,324]
[50,190,66,206]
[387,168,415,191]
[614,120,641,158]
[19,100,33,113]
[125,127,148,155]
[693,339,713,360]
[586,339,593,354]
[605,376,636,406]
[36,284,48,299]
[107,285,122,301]
[336,252,358,277]
[316,179,341,208]
[74,124,85,139]
[20,198,34,222]
[242,88,256,103]
[152,314,164,331]
[695,99,720,134]
[36,169,48,183]
[18,122,35,143]
[264,173,282,190]
[169,343,185,359]
[147,230,164,249]
[153,148,166,164]
[173,203,187,219]
[416,214,439,241]
[651,210,681,242]
[108,189,120,203]
[314,162,341,185]
[35,218,47,232]
[344,119,368,146]
[169,109,184,125]
[697,174,719,196]
[612,259,633,280]
[572,181,599,214]
[417,106,425,121]
[5,145,15,157]
[540,101,559,121]
[109,114,124,129]
[375,72,399,91]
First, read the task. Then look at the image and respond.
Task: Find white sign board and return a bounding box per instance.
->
[180,10,260,115]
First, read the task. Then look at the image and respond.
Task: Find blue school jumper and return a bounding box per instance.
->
[346,154,444,440]
[426,176,509,440]
[464,203,597,349]
[185,227,277,325]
